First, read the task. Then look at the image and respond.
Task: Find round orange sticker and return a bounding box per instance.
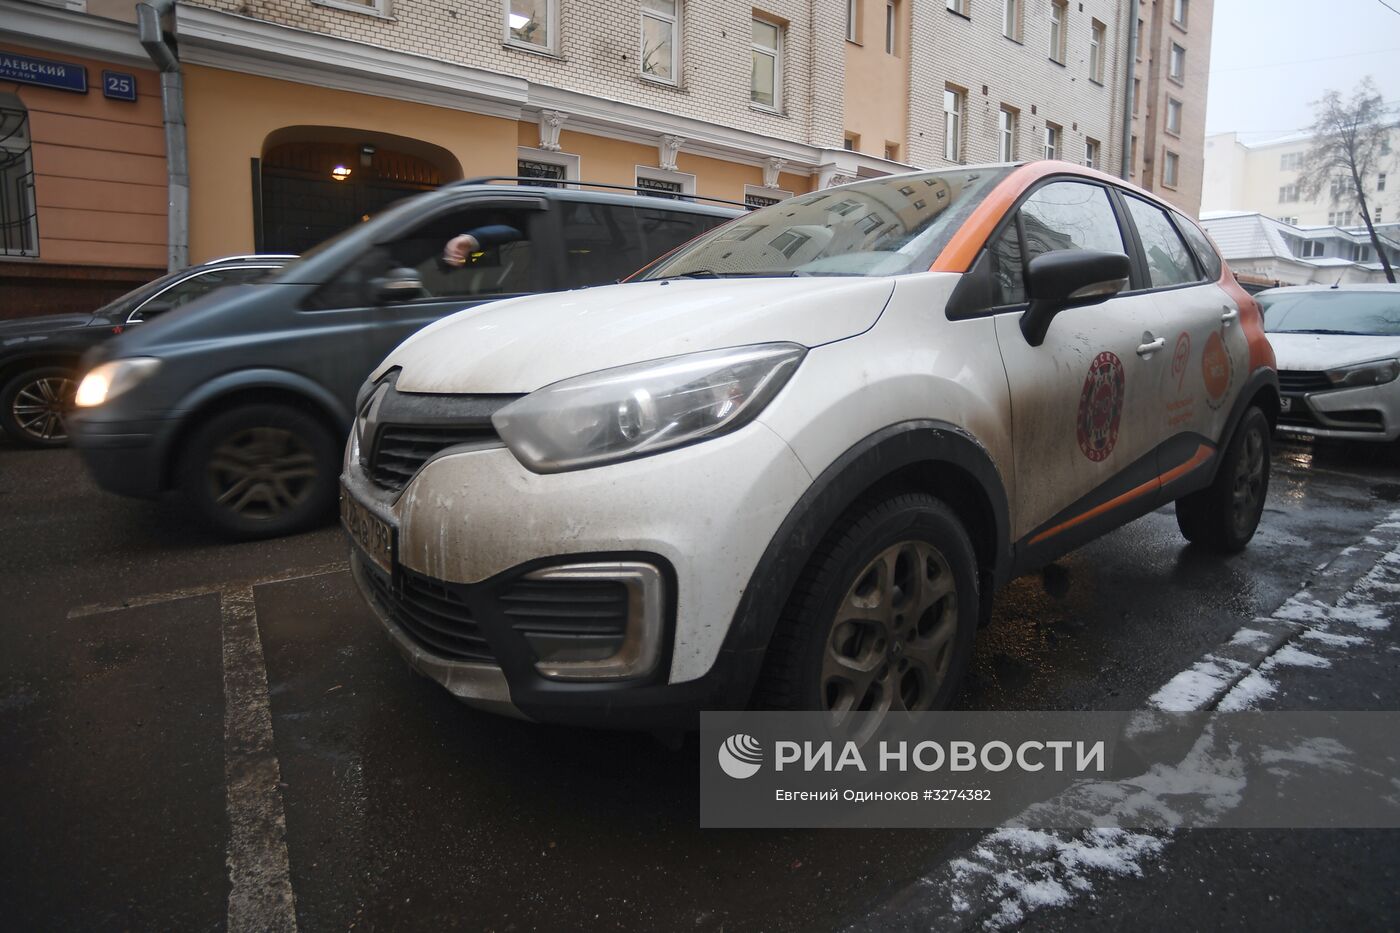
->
[1202,331,1232,409]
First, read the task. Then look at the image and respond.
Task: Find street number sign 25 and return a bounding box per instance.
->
[102,70,137,102]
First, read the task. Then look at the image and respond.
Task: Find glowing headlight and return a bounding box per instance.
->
[492,343,806,473]
[1325,358,1400,389]
[74,358,161,408]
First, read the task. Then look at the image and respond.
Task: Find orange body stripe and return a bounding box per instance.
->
[1028,444,1214,547]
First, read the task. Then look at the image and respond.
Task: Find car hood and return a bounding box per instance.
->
[0,312,99,343]
[1267,332,1400,371]
[384,277,898,393]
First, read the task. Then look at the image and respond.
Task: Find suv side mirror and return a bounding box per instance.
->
[372,267,425,304]
[128,300,172,324]
[1019,250,1131,347]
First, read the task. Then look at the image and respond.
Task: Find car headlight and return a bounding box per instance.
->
[1325,358,1400,389]
[73,358,161,408]
[492,343,806,473]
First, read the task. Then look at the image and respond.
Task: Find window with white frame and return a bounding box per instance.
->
[1163,150,1180,188]
[1130,135,1137,174]
[1169,42,1186,80]
[1280,152,1302,170]
[1351,243,1372,262]
[1278,216,1298,226]
[1330,176,1349,198]
[1300,239,1323,258]
[1172,0,1188,27]
[1166,97,1183,135]
[313,0,390,17]
[998,106,1017,162]
[744,185,790,209]
[1279,184,1299,203]
[1085,138,1100,170]
[1135,18,1144,59]
[1376,207,1383,223]
[1089,20,1105,82]
[0,96,38,257]
[640,1,680,83]
[1043,122,1060,160]
[636,165,695,199]
[885,0,897,55]
[1003,0,1021,41]
[517,147,579,187]
[1328,210,1354,226]
[506,0,556,52]
[943,87,964,162]
[1379,172,1387,192]
[1049,1,1067,64]
[847,0,858,42]
[751,16,783,110]
[947,0,969,15]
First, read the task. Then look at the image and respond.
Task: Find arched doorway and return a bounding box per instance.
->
[257,127,463,255]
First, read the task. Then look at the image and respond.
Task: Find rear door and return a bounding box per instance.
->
[990,180,1171,545]
[1117,194,1245,456]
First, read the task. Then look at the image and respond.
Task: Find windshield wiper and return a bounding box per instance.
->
[1272,329,1359,335]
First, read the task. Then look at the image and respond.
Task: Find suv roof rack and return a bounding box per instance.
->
[450,177,752,211]
[208,254,299,263]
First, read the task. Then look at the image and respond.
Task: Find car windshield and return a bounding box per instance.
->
[92,269,189,318]
[1260,290,1400,336]
[639,166,1014,280]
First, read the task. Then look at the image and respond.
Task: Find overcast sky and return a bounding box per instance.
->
[1206,0,1400,142]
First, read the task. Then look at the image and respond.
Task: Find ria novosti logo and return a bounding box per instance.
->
[718,733,763,779]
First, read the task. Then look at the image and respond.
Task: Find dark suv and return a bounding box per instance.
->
[0,255,290,447]
[69,180,739,538]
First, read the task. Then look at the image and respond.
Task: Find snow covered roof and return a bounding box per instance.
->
[1200,213,1293,260]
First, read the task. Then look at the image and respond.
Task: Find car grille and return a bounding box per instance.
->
[370,424,499,491]
[362,560,495,663]
[1278,370,1333,394]
[500,579,631,642]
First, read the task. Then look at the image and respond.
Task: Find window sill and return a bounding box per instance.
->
[1003,35,1024,46]
[639,73,681,90]
[1168,75,1185,87]
[504,41,563,61]
[846,38,862,46]
[946,9,971,22]
[311,0,393,19]
[1089,78,1104,87]
[1049,57,1066,68]
[749,103,785,117]
[1165,128,1181,139]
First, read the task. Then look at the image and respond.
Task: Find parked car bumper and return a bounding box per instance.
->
[1277,380,1400,443]
[67,413,170,498]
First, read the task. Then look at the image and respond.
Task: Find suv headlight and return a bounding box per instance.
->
[74,358,161,408]
[492,343,806,473]
[1325,358,1400,389]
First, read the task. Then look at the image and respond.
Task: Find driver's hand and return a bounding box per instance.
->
[442,234,480,267]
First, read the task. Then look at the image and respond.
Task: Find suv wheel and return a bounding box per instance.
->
[760,493,979,739]
[179,404,339,540]
[1175,406,1271,553]
[0,366,77,448]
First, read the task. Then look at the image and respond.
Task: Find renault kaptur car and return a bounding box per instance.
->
[1259,284,1400,442]
[341,162,1280,729]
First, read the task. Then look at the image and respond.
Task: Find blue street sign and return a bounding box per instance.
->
[102,70,137,101]
[0,52,88,93]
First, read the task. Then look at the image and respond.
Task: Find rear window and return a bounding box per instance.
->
[640,166,1014,279]
[1260,290,1400,336]
[1175,213,1224,281]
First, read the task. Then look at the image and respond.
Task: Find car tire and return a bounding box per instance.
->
[1175,406,1271,553]
[759,493,980,735]
[178,404,340,540]
[0,366,77,448]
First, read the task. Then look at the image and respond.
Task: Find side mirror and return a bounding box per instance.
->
[371,267,425,304]
[1019,250,1131,347]
[129,300,173,323]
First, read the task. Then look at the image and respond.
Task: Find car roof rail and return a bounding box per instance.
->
[207,253,299,263]
[448,177,753,211]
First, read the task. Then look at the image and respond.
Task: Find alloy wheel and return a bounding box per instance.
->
[1231,424,1266,538]
[821,540,959,742]
[11,375,76,443]
[205,427,319,520]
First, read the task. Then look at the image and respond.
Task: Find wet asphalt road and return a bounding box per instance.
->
[1,436,1397,931]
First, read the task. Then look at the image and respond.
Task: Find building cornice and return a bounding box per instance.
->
[0,0,151,66]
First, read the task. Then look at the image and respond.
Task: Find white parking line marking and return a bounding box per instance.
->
[66,559,350,932]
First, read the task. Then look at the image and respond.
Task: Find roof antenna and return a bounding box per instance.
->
[1331,275,1342,289]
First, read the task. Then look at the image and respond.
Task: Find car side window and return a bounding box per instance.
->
[559,202,651,288]
[1123,196,1201,288]
[1175,213,1223,282]
[132,267,265,321]
[993,181,1126,306]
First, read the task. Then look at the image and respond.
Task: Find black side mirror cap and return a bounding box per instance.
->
[372,267,426,304]
[1020,250,1130,347]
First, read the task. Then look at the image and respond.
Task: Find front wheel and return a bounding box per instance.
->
[1176,406,1271,553]
[178,404,340,540]
[759,493,980,741]
[0,366,77,448]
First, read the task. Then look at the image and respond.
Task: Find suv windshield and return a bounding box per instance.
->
[1260,289,1400,336]
[640,166,1013,279]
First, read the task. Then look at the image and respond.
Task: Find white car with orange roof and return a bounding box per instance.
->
[339,160,1280,729]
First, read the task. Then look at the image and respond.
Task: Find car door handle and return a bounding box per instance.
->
[1136,337,1167,357]
[1221,306,1239,326]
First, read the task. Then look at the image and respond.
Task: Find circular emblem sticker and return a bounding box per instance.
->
[1077,351,1126,462]
[1202,331,1233,410]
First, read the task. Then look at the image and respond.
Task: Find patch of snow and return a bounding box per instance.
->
[1217,670,1278,711]
[1148,657,1247,711]
[1228,627,1275,649]
[1270,645,1332,668]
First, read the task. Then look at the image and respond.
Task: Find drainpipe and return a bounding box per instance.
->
[1119,12,1138,181]
[137,0,189,271]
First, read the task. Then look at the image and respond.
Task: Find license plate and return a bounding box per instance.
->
[1280,397,1293,413]
[341,485,394,575]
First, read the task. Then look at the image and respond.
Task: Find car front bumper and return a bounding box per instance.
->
[1277,379,1400,443]
[341,421,814,727]
[66,412,173,498]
